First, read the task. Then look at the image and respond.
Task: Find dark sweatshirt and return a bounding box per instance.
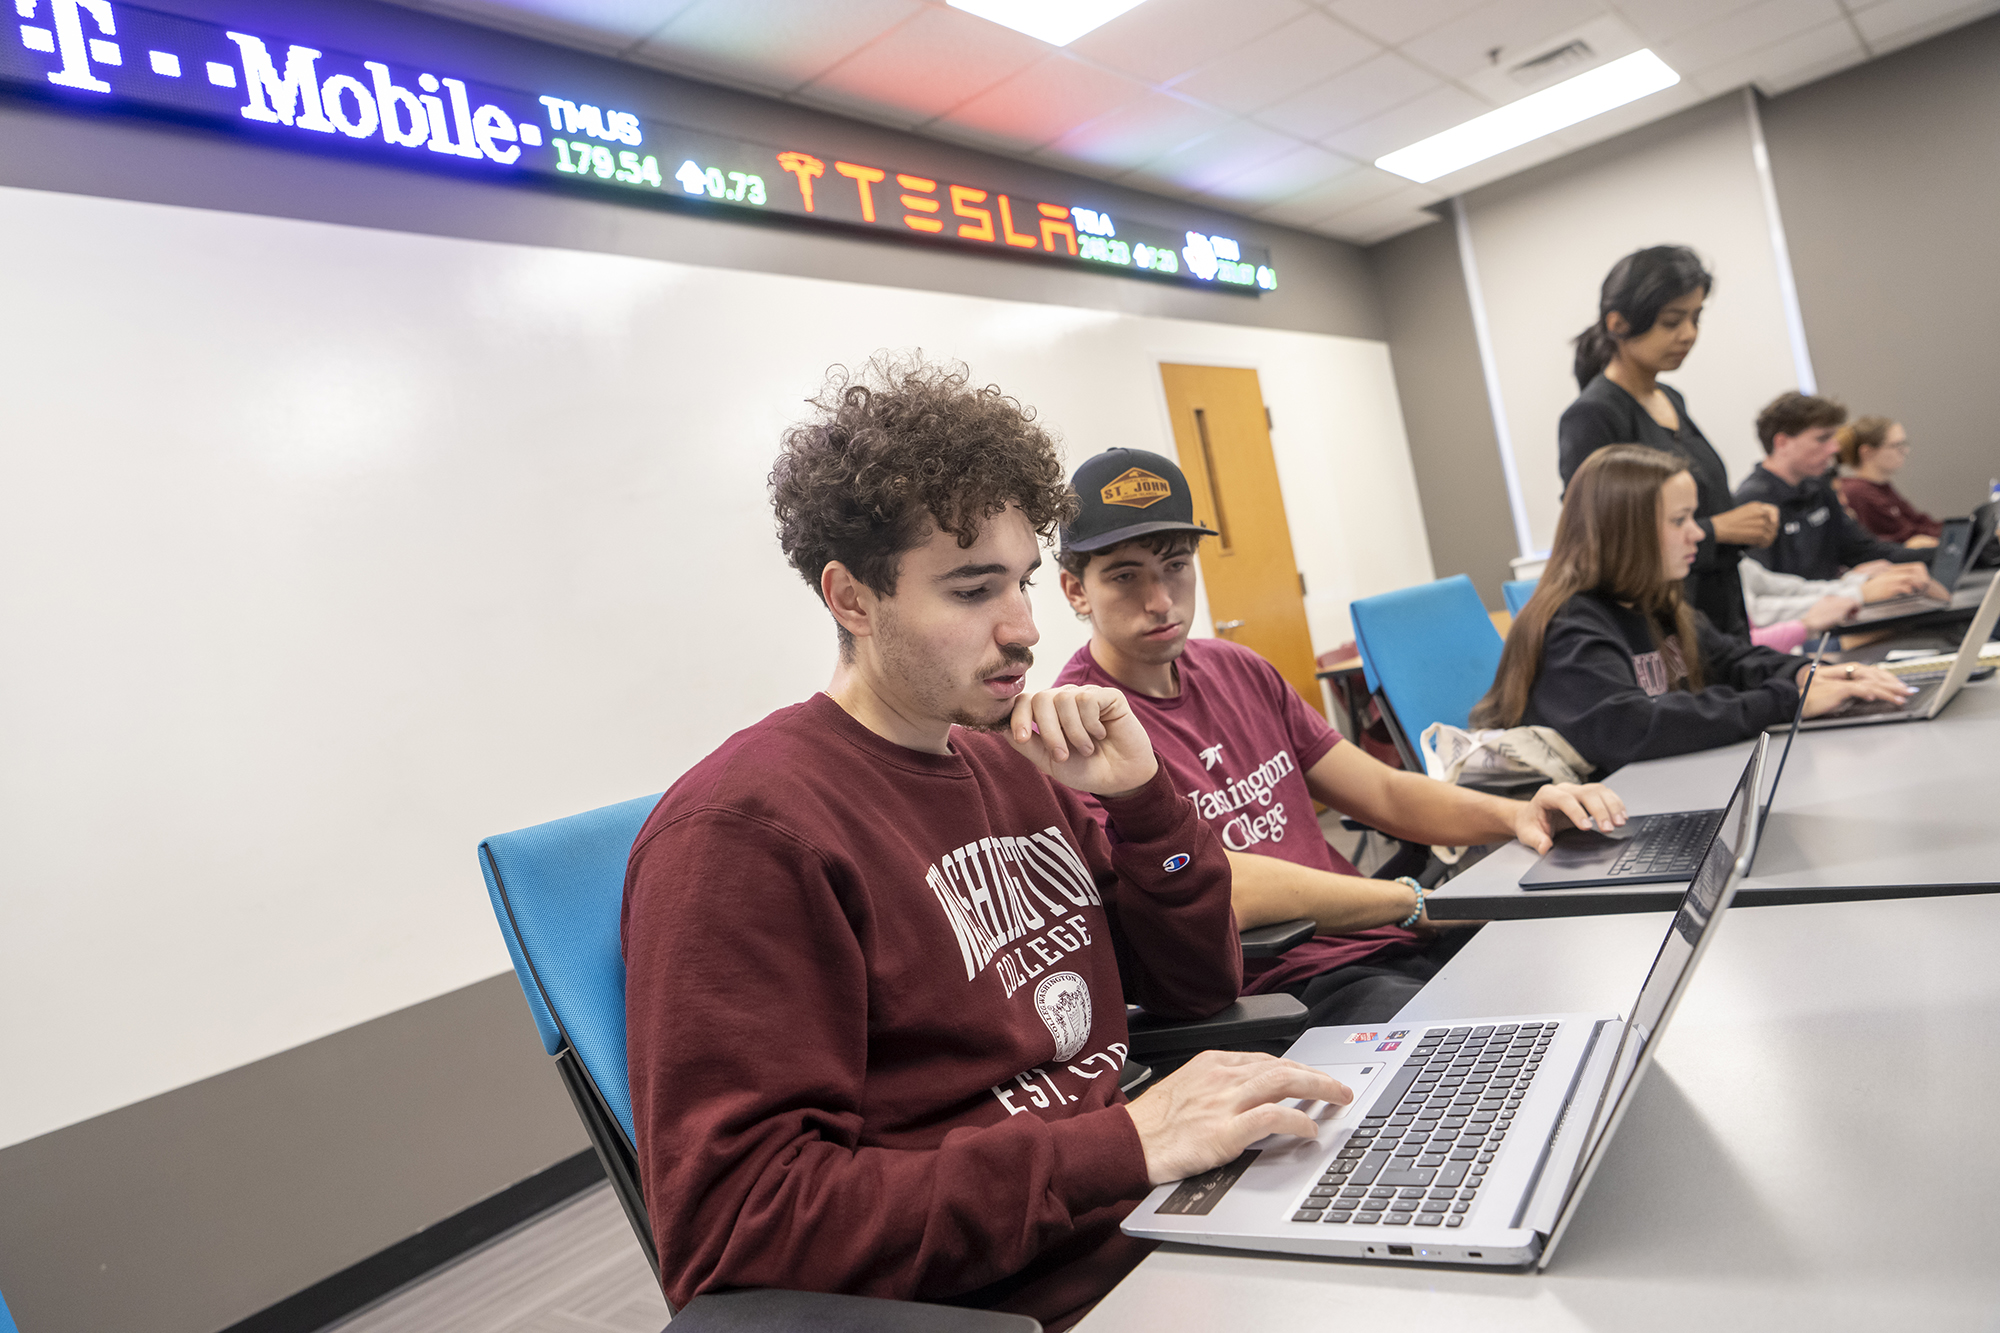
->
[1559,375,1750,636]
[621,693,1241,1330]
[1734,465,1932,579]
[1520,592,1800,775]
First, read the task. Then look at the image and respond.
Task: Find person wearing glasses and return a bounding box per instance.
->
[1835,417,1942,548]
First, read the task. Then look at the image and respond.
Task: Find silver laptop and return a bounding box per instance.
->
[1801,568,2000,729]
[1123,734,1767,1268]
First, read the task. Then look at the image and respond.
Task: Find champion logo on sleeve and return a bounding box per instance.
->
[1162,853,1191,873]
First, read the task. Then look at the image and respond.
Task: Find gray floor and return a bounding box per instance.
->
[333,815,1368,1333]
[328,1184,670,1333]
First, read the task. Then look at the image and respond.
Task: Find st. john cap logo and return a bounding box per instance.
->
[1100,467,1173,509]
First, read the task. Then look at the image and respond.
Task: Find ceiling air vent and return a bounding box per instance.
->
[1508,40,1595,86]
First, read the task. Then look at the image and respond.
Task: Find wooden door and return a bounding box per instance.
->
[1157,363,1323,715]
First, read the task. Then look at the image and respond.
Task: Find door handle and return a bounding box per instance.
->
[1215,619,1246,632]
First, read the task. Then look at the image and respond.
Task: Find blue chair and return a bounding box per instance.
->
[1502,578,1538,617]
[481,794,662,1286]
[481,797,1175,1330]
[1349,574,1506,771]
[1,1285,16,1333]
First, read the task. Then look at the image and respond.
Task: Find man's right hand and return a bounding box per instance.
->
[1124,1050,1353,1186]
[1711,501,1780,547]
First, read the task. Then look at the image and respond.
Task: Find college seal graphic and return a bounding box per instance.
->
[1034,971,1093,1063]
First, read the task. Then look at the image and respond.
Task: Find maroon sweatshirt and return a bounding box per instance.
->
[622,692,1240,1329]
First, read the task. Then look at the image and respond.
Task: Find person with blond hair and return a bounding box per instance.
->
[1474,445,1909,775]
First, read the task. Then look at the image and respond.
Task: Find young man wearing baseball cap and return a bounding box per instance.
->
[1054,448,1626,1024]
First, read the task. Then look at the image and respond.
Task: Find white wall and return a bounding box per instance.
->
[1462,95,1802,554]
[0,184,1430,1148]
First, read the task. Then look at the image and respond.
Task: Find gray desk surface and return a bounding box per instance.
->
[1424,675,2000,920]
[1081,896,2000,1332]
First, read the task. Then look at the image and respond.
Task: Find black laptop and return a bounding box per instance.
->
[1518,649,1818,890]
[1846,516,1972,625]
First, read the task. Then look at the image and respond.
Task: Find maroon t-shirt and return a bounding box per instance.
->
[622,693,1240,1330]
[1056,637,1419,993]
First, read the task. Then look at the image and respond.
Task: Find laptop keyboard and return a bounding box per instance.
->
[1290,1023,1557,1229]
[1606,811,1720,879]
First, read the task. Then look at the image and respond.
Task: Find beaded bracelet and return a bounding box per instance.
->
[1395,875,1427,929]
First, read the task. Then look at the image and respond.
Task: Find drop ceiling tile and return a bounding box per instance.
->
[1205,143,1362,207]
[1327,0,1488,47]
[1656,0,1843,75]
[937,55,1154,151]
[1689,15,1858,90]
[1854,0,2000,53]
[1397,0,1609,82]
[1252,51,1442,140]
[1256,163,1405,226]
[1322,82,1490,162]
[1610,0,1766,47]
[1065,0,1309,85]
[415,0,695,52]
[1168,13,1380,115]
[1130,120,1303,194]
[796,6,1050,125]
[1346,210,1445,244]
[1316,181,1443,241]
[629,0,923,91]
[1038,92,1232,173]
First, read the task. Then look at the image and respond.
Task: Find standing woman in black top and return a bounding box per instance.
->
[1559,245,1779,636]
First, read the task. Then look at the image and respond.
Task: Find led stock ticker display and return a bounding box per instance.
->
[3,0,1279,292]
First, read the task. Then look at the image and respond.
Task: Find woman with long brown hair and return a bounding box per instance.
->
[1474,446,1909,775]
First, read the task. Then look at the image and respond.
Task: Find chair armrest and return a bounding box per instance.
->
[669,1288,1041,1331]
[1238,917,1315,959]
[1126,993,1308,1060]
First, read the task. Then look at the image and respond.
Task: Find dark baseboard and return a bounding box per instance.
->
[218,1150,605,1333]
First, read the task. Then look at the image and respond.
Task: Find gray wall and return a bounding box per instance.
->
[1370,217,1516,608]
[0,977,584,1333]
[1762,12,2000,516]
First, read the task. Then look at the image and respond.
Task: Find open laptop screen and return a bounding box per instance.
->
[1537,734,1769,1263]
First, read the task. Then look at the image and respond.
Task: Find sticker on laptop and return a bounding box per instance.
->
[1376,1040,1401,1052]
[1386,1029,1410,1040]
[1344,1031,1378,1043]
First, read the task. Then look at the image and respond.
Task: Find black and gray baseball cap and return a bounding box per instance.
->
[1061,448,1219,555]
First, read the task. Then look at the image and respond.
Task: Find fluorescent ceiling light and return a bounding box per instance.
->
[947,0,1151,47]
[1375,49,1680,184]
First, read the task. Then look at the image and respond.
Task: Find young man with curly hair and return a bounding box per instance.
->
[1053,448,1626,1026]
[621,356,1347,1331]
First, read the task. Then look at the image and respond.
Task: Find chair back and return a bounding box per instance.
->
[1350,575,1504,757]
[1502,578,1538,617]
[479,793,663,1274]
[0,1284,16,1333]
